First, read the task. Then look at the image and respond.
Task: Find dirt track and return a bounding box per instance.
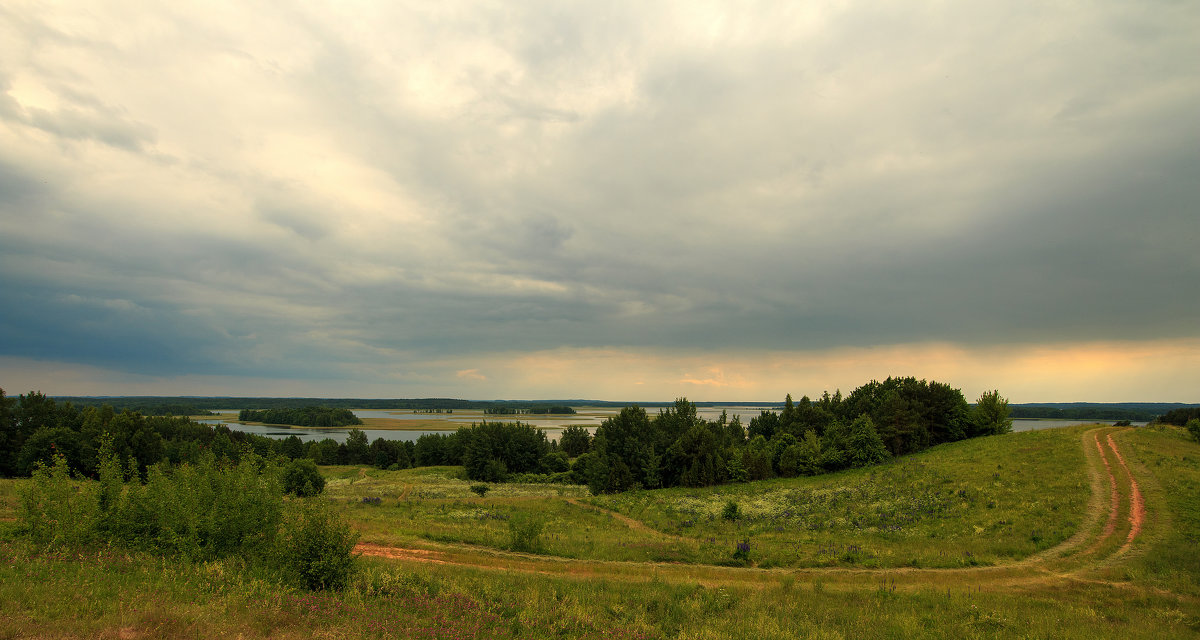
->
[356,426,1148,591]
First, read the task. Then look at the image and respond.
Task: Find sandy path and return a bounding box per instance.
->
[356,543,454,565]
[1083,432,1121,555]
[1107,433,1146,554]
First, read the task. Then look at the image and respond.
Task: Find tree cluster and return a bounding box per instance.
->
[576,378,1010,494]
[1158,407,1200,427]
[238,406,362,427]
[484,405,576,415]
[410,421,567,482]
[0,389,412,480]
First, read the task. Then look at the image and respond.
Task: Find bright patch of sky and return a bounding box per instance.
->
[2,2,1198,401]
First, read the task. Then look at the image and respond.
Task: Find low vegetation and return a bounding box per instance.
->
[4,379,1199,638]
[325,425,1086,569]
[14,443,358,594]
[3,422,1198,638]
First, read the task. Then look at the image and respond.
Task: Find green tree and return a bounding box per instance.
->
[558,425,592,457]
[742,436,774,481]
[0,388,19,476]
[665,423,723,487]
[589,405,655,492]
[844,415,891,468]
[970,390,1013,436]
[795,430,824,476]
[540,451,570,473]
[17,427,96,476]
[344,428,370,464]
[282,458,326,497]
[279,435,305,459]
[1185,418,1200,443]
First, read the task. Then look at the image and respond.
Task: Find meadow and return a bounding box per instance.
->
[2,423,1198,638]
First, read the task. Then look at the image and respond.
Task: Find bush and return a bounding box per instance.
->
[109,453,284,560]
[470,484,490,497]
[505,471,574,484]
[540,451,570,473]
[18,446,360,591]
[569,452,592,485]
[282,458,326,497]
[1187,419,1200,443]
[19,453,100,547]
[481,458,508,483]
[721,500,741,521]
[507,513,545,553]
[274,499,359,590]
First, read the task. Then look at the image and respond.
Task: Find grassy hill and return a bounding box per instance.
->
[2,423,1198,638]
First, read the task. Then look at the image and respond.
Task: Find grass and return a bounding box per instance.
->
[322,426,1090,569]
[3,423,1199,639]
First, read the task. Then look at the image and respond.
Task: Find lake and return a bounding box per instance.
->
[205,407,1142,444]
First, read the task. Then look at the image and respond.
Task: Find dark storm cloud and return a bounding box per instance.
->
[0,1,1198,394]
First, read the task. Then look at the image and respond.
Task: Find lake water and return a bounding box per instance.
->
[205,407,1142,444]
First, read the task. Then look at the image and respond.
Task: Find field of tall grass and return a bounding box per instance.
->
[2,423,1197,639]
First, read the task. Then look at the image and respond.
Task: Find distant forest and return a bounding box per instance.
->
[56,397,593,415]
[483,405,576,415]
[11,386,1197,494]
[52,396,1193,421]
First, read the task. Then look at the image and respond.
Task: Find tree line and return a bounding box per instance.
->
[1156,407,1200,427]
[55,396,578,412]
[484,405,576,415]
[568,379,1012,494]
[374,377,1015,494]
[3,379,1014,496]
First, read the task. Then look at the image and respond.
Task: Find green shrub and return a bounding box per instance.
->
[107,453,284,560]
[721,500,741,521]
[19,453,100,547]
[481,458,508,482]
[507,513,545,553]
[1187,419,1200,443]
[470,484,490,497]
[282,458,326,497]
[17,444,360,591]
[540,451,570,473]
[274,499,359,590]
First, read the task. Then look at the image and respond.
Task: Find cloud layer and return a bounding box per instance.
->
[2,2,1198,400]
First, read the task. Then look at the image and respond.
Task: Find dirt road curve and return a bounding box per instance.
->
[355,427,1147,590]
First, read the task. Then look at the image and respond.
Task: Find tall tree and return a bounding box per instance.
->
[969,390,1013,436]
[558,425,592,457]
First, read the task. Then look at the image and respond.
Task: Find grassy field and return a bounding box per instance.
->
[2,423,1198,638]
[323,426,1089,568]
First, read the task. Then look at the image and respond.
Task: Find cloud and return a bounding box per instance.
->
[0,2,1198,399]
[456,369,487,382]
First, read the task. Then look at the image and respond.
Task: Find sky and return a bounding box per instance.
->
[1,2,1198,403]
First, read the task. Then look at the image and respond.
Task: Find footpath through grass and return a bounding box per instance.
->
[2,424,1198,639]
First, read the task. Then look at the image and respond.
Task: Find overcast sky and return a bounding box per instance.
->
[2,2,1198,402]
